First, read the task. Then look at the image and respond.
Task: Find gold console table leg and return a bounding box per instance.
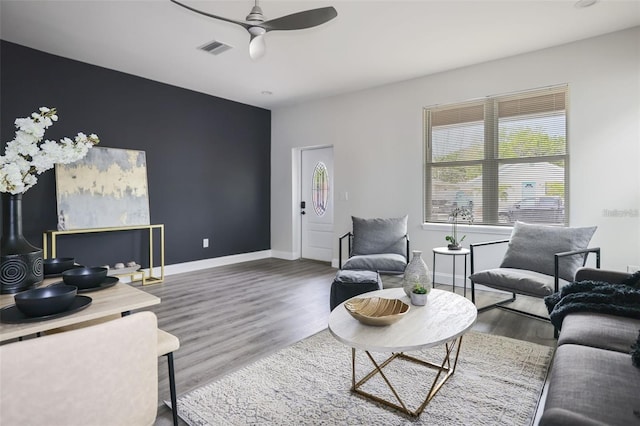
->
[142,224,164,285]
[350,335,464,417]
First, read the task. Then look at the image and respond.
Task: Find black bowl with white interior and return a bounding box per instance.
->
[43,257,76,276]
[14,285,78,317]
[62,267,108,289]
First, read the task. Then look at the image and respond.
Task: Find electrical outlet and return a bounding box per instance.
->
[627,265,640,274]
[203,238,209,248]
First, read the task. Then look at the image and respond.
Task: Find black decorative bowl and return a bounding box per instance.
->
[43,257,76,276]
[14,285,78,317]
[62,267,108,289]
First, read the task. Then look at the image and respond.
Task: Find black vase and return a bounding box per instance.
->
[1,193,43,294]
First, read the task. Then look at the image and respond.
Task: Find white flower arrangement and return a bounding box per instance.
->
[0,107,99,194]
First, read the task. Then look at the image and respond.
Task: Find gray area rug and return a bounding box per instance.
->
[177,330,553,425]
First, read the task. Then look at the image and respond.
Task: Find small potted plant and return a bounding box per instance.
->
[445,206,474,250]
[410,283,428,306]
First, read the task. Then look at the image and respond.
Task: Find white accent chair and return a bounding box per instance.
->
[42,314,181,425]
[158,328,180,425]
[0,311,158,426]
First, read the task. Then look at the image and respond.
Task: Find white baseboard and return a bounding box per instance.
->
[271,250,299,261]
[130,250,273,280]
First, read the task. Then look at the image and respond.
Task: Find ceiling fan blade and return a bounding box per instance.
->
[170,0,250,30]
[249,34,266,60]
[261,7,337,32]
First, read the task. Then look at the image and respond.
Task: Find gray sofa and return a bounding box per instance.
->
[540,268,640,426]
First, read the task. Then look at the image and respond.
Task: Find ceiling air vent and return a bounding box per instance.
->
[199,40,232,56]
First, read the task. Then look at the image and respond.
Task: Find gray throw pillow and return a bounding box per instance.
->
[500,221,597,282]
[351,215,408,258]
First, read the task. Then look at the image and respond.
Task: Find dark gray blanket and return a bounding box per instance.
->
[544,271,640,330]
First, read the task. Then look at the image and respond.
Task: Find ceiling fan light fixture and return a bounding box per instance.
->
[249,34,266,60]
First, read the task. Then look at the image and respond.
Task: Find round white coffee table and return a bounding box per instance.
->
[328,287,477,417]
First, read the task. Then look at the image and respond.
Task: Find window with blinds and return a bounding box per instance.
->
[424,86,568,226]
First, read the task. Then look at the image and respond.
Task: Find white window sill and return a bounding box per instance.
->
[421,222,513,237]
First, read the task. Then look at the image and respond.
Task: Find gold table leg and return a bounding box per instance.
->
[350,335,464,417]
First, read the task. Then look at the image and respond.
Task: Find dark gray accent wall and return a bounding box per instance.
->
[0,41,271,268]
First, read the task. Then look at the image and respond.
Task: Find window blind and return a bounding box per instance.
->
[424,85,568,226]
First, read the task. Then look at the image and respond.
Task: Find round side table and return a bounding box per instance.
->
[432,247,470,296]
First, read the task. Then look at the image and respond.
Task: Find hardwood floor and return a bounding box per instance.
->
[133,258,556,425]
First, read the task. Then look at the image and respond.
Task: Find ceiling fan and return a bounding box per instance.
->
[170,0,338,60]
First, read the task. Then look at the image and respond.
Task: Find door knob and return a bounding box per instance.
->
[301,211,306,215]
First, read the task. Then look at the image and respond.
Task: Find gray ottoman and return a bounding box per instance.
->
[330,270,383,311]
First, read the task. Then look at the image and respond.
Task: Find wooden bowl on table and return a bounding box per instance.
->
[344,297,410,326]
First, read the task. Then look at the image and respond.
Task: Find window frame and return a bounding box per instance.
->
[423,85,569,226]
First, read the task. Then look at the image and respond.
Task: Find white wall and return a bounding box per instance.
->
[271,27,640,275]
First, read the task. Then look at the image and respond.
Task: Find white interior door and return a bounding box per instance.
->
[301,147,334,262]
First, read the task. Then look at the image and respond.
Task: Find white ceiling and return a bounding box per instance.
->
[1,0,639,109]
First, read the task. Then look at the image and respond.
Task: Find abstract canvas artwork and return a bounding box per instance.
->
[55,147,150,230]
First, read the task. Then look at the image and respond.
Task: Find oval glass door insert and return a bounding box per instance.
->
[312,162,329,216]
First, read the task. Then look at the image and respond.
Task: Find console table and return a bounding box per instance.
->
[43,224,164,285]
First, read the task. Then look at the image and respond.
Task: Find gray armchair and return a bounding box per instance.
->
[339,215,409,275]
[469,221,600,322]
